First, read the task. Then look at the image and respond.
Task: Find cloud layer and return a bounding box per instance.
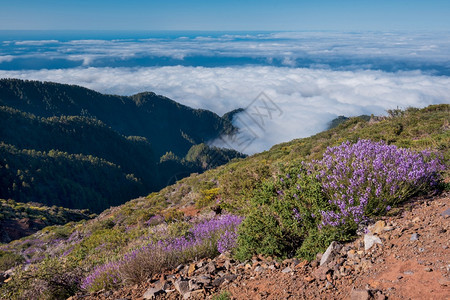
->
[1,66,449,154]
[1,31,450,74]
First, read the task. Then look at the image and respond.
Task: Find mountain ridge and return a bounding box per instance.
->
[0,79,245,212]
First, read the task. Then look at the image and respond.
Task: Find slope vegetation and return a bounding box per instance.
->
[0,104,448,299]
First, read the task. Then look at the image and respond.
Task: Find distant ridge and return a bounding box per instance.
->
[0,79,245,212]
[0,79,236,157]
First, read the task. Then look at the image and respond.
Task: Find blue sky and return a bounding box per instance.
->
[1,0,450,31]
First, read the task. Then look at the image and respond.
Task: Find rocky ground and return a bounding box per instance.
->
[71,191,450,300]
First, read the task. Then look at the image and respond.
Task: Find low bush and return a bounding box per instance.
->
[81,214,243,292]
[0,250,24,271]
[1,258,81,300]
[312,140,444,229]
[236,139,445,261]
[235,166,330,260]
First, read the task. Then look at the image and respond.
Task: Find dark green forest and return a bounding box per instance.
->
[0,79,245,212]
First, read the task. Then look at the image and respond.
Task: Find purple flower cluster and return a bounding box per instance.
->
[191,214,243,240]
[217,230,238,253]
[313,140,444,228]
[80,261,121,291]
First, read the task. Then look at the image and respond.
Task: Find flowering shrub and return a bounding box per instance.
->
[313,140,444,229]
[80,262,121,292]
[81,214,243,291]
[236,140,445,261]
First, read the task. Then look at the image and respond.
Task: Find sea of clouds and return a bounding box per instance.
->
[1,31,449,154]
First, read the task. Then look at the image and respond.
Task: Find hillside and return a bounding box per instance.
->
[0,79,245,212]
[0,199,93,243]
[0,79,235,158]
[0,104,448,299]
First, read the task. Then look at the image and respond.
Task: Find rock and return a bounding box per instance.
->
[188,279,201,291]
[312,265,330,281]
[347,249,358,259]
[375,291,386,300]
[294,260,308,269]
[364,234,382,251]
[412,217,420,223]
[212,277,226,287]
[218,252,231,260]
[206,261,216,274]
[424,267,433,272]
[224,274,237,282]
[410,233,420,241]
[254,266,264,272]
[370,221,386,235]
[224,259,232,270]
[320,241,341,266]
[350,288,370,300]
[187,263,196,276]
[440,208,450,217]
[174,279,191,299]
[304,276,315,283]
[281,266,292,273]
[196,275,211,285]
[403,270,414,275]
[438,277,450,286]
[310,260,319,268]
[153,279,169,290]
[383,226,394,232]
[143,287,166,299]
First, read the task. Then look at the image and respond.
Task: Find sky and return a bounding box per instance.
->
[1,0,450,31]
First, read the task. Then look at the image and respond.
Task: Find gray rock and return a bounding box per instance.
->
[441,208,450,217]
[224,274,237,282]
[143,287,165,299]
[206,261,216,274]
[212,276,226,287]
[174,279,191,299]
[255,266,265,272]
[281,266,293,273]
[196,275,211,285]
[410,233,420,241]
[320,241,341,266]
[153,279,169,291]
[224,259,232,270]
[364,234,382,251]
[188,279,201,291]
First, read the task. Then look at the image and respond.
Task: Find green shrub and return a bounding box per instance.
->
[212,290,231,300]
[196,187,220,208]
[0,258,81,300]
[235,165,331,260]
[0,250,24,271]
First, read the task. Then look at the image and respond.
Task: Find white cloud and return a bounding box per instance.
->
[0,55,14,63]
[3,31,450,71]
[1,66,449,154]
[14,40,60,46]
